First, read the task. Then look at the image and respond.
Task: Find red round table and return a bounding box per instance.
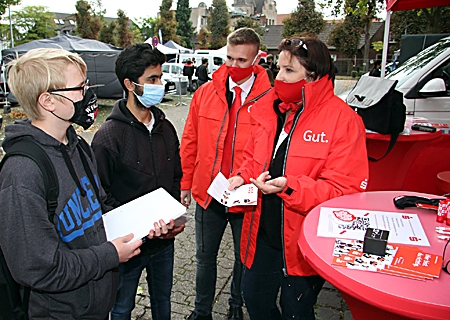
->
[299,191,450,320]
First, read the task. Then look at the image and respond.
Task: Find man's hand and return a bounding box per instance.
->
[111,234,142,263]
[250,171,287,195]
[180,190,192,208]
[147,219,171,239]
[228,176,245,190]
[161,224,186,239]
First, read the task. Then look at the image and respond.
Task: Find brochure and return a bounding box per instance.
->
[331,239,442,280]
[102,188,186,243]
[207,172,258,207]
[317,207,430,246]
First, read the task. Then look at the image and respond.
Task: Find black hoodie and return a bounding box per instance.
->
[0,120,119,319]
[91,99,182,255]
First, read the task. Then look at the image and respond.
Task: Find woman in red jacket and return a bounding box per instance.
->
[228,37,369,319]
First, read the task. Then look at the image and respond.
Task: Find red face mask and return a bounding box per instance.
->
[227,65,254,83]
[274,79,307,104]
[227,54,258,83]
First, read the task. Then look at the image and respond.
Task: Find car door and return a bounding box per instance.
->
[412,57,450,124]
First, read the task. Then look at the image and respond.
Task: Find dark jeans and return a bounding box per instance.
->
[194,202,244,316]
[242,237,325,320]
[110,243,174,320]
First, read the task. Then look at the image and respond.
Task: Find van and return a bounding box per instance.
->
[179,52,227,75]
[162,62,199,92]
[340,36,450,125]
[386,36,450,124]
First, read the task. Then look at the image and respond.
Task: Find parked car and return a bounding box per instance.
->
[340,36,450,125]
[162,62,198,92]
[162,77,176,94]
[179,52,227,75]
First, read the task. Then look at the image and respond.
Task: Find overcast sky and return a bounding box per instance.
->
[5,1,300,21]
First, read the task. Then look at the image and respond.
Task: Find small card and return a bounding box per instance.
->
[207,172,257,207]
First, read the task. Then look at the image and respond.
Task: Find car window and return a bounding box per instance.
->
[429,58,450,94]
[387,37,450,87]
[162,64,170,73]
[213,57,224,66]
[173,65,183,74]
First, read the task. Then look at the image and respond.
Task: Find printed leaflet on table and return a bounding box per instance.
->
[331,239,442,280]
[317,207,429,246]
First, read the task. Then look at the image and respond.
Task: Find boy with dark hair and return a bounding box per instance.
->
[91,43,184,320]
[0,48,142,319]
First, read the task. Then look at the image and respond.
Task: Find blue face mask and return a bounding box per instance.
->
[132,82,165,107]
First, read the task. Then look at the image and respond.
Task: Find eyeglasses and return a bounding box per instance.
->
[443,238,450,274]
[281,39,308,55]
[48,79,89,95]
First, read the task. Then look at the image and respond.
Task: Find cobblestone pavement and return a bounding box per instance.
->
[81,80,358,320]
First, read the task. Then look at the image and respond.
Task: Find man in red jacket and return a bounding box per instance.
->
[180,28,272,320]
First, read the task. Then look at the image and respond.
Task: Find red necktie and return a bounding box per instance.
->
[222,86,242,178]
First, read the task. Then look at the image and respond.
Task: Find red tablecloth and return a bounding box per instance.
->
[299,191,450,320]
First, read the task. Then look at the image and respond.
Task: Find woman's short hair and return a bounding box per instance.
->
[278,37,335,82]
[7,48,86,121]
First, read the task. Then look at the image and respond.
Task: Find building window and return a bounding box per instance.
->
[69,20,75,25]
[59,19,65,24]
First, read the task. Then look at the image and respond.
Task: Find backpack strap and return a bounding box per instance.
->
[368,132,400,162]
[0,137,56,319]
[0,137,59,222]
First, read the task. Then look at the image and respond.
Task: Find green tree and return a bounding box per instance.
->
[328,1,363,71]
[155,0,179,44]
[234,17,267,51]
[175,0,194,49]
[0,0,20,19]
[11,6,57,45]
[325,0,384,71]
[390,6,450,51]
[134,17,157,41]
[75,0,100,39]
[99,20,116,45]
[116,9,133,48]
[207,0,230,49]
[282,0,325,38]
[197,27,211,49]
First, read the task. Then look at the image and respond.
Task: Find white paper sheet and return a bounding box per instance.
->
[207,172,257,207]
[317,207,430,246]
[102,188,186,243]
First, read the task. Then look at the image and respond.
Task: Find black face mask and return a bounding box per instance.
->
[70,88,98,129]
[51,87,98,130]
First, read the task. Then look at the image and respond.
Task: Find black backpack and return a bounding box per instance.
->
[346,75,406,161]
[0,136,96,320]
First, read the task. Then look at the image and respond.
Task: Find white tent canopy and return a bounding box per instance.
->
[144,38,179,55]
[164,40,193,53]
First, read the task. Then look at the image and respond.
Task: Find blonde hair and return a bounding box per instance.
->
[7,48,87,121]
